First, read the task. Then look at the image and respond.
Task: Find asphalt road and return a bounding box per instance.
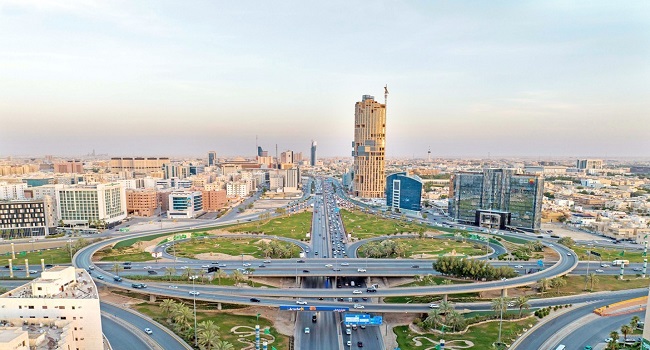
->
[563,311,644,349]
[102,314,152,350]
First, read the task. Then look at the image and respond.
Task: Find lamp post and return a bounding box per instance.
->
[193,277,197,347]
[497,297,505,348]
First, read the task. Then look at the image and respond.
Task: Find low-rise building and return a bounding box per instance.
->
[125,190,158,217]
[201,190,227,211]
[0,266,102,349]
[167,191,203,218]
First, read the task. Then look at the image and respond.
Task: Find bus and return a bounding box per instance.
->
[612,259,630,266]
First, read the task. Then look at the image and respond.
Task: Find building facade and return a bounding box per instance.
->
[208,151,217,167]
[352,94,386,198]
[448,169,544,231]
[385,172,423,213]
[201,190,227,211]
[310,140,317,166]
[125,190,158,217]
[55,183,127,226]
[0,182,27,200]
[576,159,603,170]
[0,199,52,239]
[53,160,83,174]
[109,157,170,174]
[0,266,103,349]
[167,191,203,218]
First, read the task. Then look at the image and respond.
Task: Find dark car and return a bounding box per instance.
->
[302,270,310,273]
[411,265,420,268]
[147,270,158,275]
[297,260,305,263]
[357,341,363,347]
[366,288,377,293]
[250,298,261,302]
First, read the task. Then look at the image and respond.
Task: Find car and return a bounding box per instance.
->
[634,267,643,271]
[250,298,261,302]
[567,253,572,256]
[346,329,351,335]
[304,327,310,334]
[96,275,104,280]
[357,341,363,347]
[296,300,308,305]
[243,263,251,267]
[315,251,318,255]
[583,346,593,350]
[507,302,515,307]
[189,291,200,296]
[45,264,53,268]
[297,260,305,263]
[429,303,439,308]
[302,269,310,273]
[263,260,271,263]
[211,261,220,264]
[144,328,153,335]
[514,265,524,268]
[148,270,158,275]
[353,304,364,309]
[346,340,351,346]
[143,266,153,270]
[180,266,188,269]
[605,337,613,343]
[595,269,604,273]
[340,262,349,266]
[360,324,366,329]
[325,264,333,267]
[113,276,122,282]
[29,270,38,274]
[362,297,368,301]
[411,265,420,268]
[601,263,610,267]
[88,265,95,270]
[168,285,178,289]
[352,290,362,294]
[333,268,341,271]
[201,265,209,268]
[258,264,266,267]
[357,268,367,272]
[366,288,377,293]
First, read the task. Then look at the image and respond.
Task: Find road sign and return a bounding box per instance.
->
[537,259,544,267]
[279,306,349,312]
[343,313,383,325]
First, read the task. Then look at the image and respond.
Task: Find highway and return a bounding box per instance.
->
[102,314,153,350]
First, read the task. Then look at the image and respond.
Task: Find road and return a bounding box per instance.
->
[102,314,153,350]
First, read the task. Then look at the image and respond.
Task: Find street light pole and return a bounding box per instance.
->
[497,297,504,347]
[193,277,197,347]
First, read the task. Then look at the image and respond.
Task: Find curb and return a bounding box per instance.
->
[102,300,193,350]
[101,311,160,350]
[510,301,595,350]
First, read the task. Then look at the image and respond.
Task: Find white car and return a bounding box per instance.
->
[514,265,524,268]
[243,263,252,267]
[325,264,333,268]
[143,266,153,270]
[357,268,367,272]
[595,269,604,273]
[352,290,362,294]
[429,303,439,308]
[144,328,153,335]
[601,264,610,267]
[168,285,178,289]
[201,265,209,268]
[189,291,200,296]
[180,266,188,270]
[340,262,349,266]
[304,327,310,334]
[296,300,308,305]
[263,260,272,263]
[353,304,364,309]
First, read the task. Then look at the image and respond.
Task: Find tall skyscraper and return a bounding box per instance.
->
[310,140,317,166]
[352,91,387,198]
[207,151,217,166]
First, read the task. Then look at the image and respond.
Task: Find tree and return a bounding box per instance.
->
[557,237,575,247]
[160,299,177,322]
[538,278,550,296]
[513,296,530,317]
[550,277,566,294]
[620,325,632,342]
[172,304,193,331]
[215,270,228,285]
[445,310,466,332]
[585,272,599,291]
[112,263,123,277]
[606,331,619,350]
[424,310,443,329]
[491,297,509,317]
[438,301,454,316]
[630,315,641,330]
[232,270,245,285]
[165,267,177,282]
[213,339,234,350]
[197,320,221,350]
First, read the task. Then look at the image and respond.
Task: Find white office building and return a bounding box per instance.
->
[0,266,103,349]
[0,182,27,200]
[55,183,127,226]
[226,182,249,198]
[167,191,203,218]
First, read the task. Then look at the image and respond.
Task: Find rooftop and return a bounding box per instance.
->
[0,267,97,300]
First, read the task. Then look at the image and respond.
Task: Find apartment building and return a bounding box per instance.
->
[125,190,158,217]
[109,157,170,174]
[201,190,227,211]
[55,183,127,226]
[0,182,27,200]
[0,266,103,349]
[53,160,83,174]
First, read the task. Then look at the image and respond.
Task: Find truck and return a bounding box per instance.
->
[612,260,630,266]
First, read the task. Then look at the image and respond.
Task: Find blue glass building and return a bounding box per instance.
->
[385,172,422,213]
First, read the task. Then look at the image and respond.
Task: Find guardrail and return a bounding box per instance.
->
[101,311,161,350]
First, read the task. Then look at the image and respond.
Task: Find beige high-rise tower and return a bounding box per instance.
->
[352,90,387,198]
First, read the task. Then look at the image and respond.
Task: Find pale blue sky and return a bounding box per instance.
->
[1,1,648,158]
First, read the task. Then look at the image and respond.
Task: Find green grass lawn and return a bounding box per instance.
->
[172,237,300,259]
[128,274,276,288]
[394,317,537,350]
[572,246,646,263]
[385,278,477,303]
[543,274,650,296]
[225,211,313,240]
[357,238,487,259]
[113,232,174,249]
[1,248,72,265]
[135,302,289,349]
[340,210,433,239]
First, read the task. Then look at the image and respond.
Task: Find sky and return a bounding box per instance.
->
[0,1,648,158]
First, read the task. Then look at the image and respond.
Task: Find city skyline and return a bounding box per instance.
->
[1,1,649,158]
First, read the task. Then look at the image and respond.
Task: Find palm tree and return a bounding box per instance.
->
[585,272,599,291]
[165,267,177,282]
[537,278,550,296]
[445,310,466,332]
[197,320,221,350]
[607,331,619,350]
[620,324,632,342]
[199,270,207,284]
[215,270,228,285]
[232,270,245,286]
[213,340,234,350]
[173,304,193,331]
[160,299,177,321]
[491,297,509,316]
[424,310,443,329]
[438,301,454,316]
[550,277,566,294]
[513,296,530,317]
[112,263,123,277]
[183,267,196,281]
[630,315,641,330]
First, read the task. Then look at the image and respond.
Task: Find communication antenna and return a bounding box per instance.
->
[428,147,431,162]
[384,84,389,106]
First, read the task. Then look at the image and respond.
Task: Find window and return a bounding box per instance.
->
[28,306,34,309]
[42,306,47,309]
